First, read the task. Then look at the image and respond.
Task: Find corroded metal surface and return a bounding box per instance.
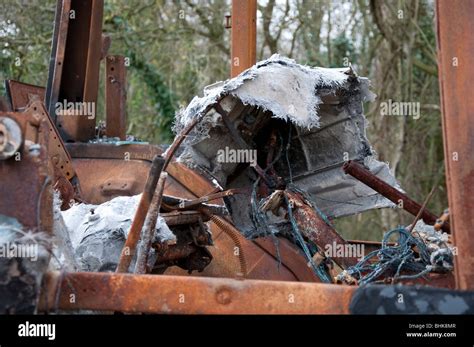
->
[5,80,45,110]
[67,143,163,204]
[105,55,127,140]
[116,155,164,273]
[0,109,53,230]
[436,0,474,290]
[39,271,354,314]
[285,190,358,269]
[230,0,256,77]
[165,162,319,281]
[49,0,104,141]
[0,108,53,314]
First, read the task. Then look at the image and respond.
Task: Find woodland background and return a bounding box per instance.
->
[0,0,446,240]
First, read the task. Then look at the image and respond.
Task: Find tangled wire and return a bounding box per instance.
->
[337,226,453,285]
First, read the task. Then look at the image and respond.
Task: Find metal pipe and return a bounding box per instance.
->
[134,172,168,274]
[116,155,163,272]
[343,160,450,233]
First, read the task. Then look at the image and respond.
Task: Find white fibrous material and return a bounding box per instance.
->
[173,54,351,135]
[60,194,176,271]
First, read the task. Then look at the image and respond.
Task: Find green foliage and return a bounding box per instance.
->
[331,33,357,68]
[127,50,178,141]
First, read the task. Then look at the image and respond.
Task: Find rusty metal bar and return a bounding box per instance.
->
[231,0,257,77]
[38,271,355,314]
[153,243,198,264]
[343,160,449,232]
[105,55,127,140]
[134,172,168,274]
[436,0,474,290]
[45,0,71,122]
[285,190,358,270]
[161,210,208,226]
[116,155,164,272]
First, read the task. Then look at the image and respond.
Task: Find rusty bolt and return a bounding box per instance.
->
[216,287,232,305]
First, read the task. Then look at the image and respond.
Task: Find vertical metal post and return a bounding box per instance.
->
[231,0,257,77]
[436,0,474,290]
[105,56,127,140]
[45,0,71,122]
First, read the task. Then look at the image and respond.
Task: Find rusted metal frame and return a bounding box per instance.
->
[284,190,358,270]
[0,110,53,231]
[343,160,450,233]
[0,111,54,313]
[79,0,103,140]
[105,55,127,140]
[395,272,455,289]
[436,0,474,290]
[45,0,71,123]
[4,82,78,206]
[134,172,168,274]
[32,101,77,207]
[3,82,76,181]
[5,80,45,111]
[38,271,355,314]
[66,142,163,161]
[231,0,257,77]
[54,0,104,141]
[116,155,164,273]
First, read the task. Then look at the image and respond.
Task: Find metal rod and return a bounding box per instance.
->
[134,172,168,274]
[116,155,163,272]
[343,160,450,233]
[284,190,358,270]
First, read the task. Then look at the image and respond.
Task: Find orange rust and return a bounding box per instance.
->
[39,271,355,314]
[436,0,474,290]
[230,0,256,77]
